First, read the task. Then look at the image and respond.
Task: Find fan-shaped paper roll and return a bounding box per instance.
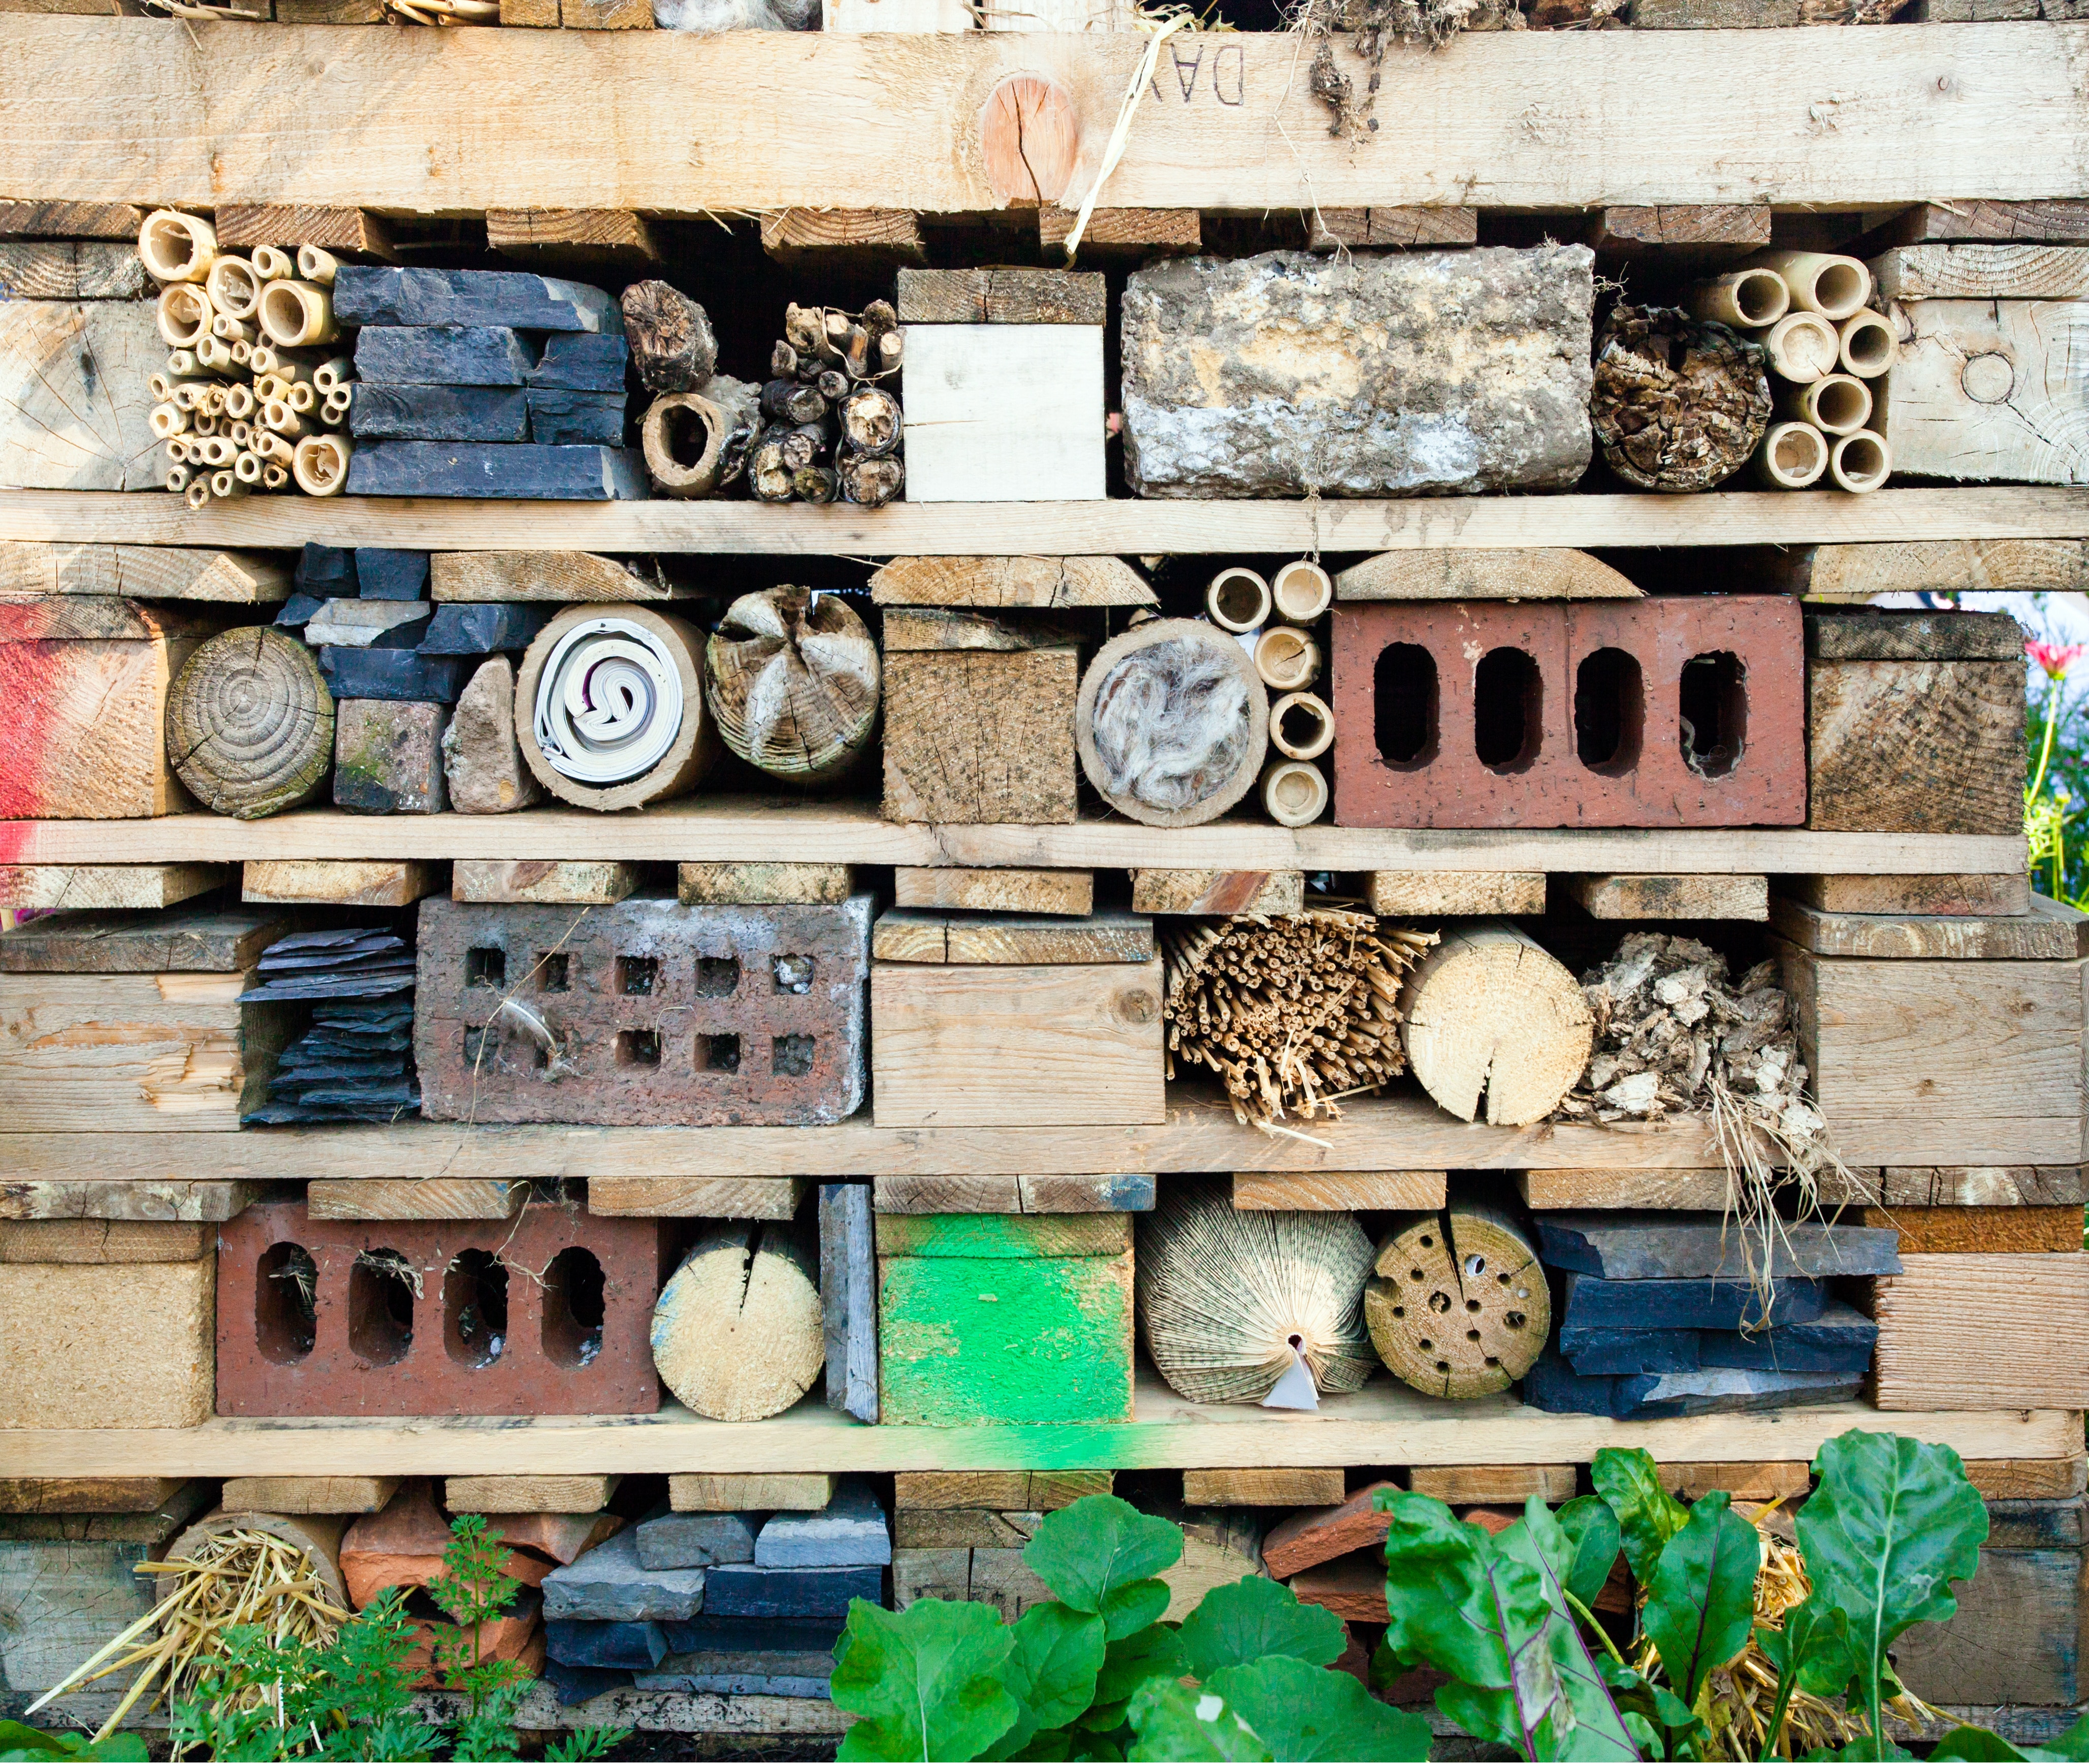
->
[652,1224,825,1422]
[704,585,879,786]
[166,627,336,820]
[1364,1203,1550,1400]
[517,603,718,812]
[1136,1183,1377,1406]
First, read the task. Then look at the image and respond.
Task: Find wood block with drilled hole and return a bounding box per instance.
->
[0,865,228,912]
[1038,208,1200,256]
[214,206,395,259]
[672,1473,835,1512]
[1562,874,1769,920]
[1,1257,213,1427]
[1263,1482,1400,1580]
[874,909,1152,965]
[243,860,439,907]
[1230,1172,1448,1211]
[0,1478,191,1514]
[432,552,678,602]
[1408,1465,1577,1504]
[1182,1469,1345,1508]
[1771,896,2086,962]
[1879,1167,2084,1206]
[307,1180,529,1221]
[221,1476,400,1515]
[678,863,856,906]
[1130,871,1305,916]
[0,1221,212,1263]
[1966,1457,2089,1501]
[1788,874,2032,918]
[0,201,144,240]
[1582,205,1772,254]
[1865,1253,2089,1409]
[453,860,642,905]
[1367,872,1546,916]
[586,1177,808,1220]
[893,869,1094,917]
[486,209,660,267]
[446,1475,623,1514]
[1657,1462,1812,1501]
[897,268,1106,326]
[895,1471,1112,1511]
[1859,1206,2083,1254]
[882,650,1079,824]
[760,210,924,268]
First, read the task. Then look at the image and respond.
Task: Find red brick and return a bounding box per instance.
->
[1288,1548,1387,1622]
[1261,1480,1398,1580]
[414,895,871,1126]
[1331,596,1804,827]
[216,1200,668,1417]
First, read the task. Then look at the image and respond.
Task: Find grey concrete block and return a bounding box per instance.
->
[635,1508,758,1572]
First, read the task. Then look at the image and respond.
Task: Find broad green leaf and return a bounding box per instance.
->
[2038,1711,2089,1760]
[1642,1491,1759,1708]
[832,1597,1019,1763]
[1590,1448,1689,1587]
[1555,1497,1624,1611]
[1175,1577,1344,1680]
[0,1726,147,1763]
[1756,1597,1857,1699]
[1123,1680,1270,1763]
[1929,1730,2031,1762]
[1095,1625,1186,1709]
[1798,1742,1915,1761]
[987,1605,1107,1760]
[1026,1498,1183,1641]
[1622,1714,1663,1760]
[1206,1656,1432,1761]
[1797,1432,1987,1730]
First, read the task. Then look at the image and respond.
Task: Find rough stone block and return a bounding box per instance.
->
[636,1647,833,1697]
[353,326,538,387]
[1331,596,1804,829]
[333,268,622,334]
[344,441,648,501]
[542,1528,706,1622]
[660,1615,844,1655]
[635,1508,757,1571]
[214,1199,668,1417]
[333,698,449,815]
[755,1481,890,1569]
[527,388,627,446]
[881,649,1078,825]
[414,894,873,1127]
[420,603,553,656]
[704,1563,882,1620]
[0,1258,213,1428]
[297,544,357,596]
[1121,247,1594,497]
[349,384,530,442]
[530,332,631,392]
[545,1618,667,1670]
[318,646,472,703]
[353,550,431,602]
[442,655,542,815]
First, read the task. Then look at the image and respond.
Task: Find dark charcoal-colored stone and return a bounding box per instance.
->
[333,267,622,334]
[1535,1213,1901,1280]
[660,1616,844,1655]
[318,646,472,704]
[541,1529,706,1623]
[1557,1274,1827,1333]
[1560,1329,1701,1377]
[350,384,530,442]
[295,543,356,596]
[527,388,627,446]
[635,1508,758,1573]
[1696,1301,1878,1374]
[353,550,432,603]
[343,442,647,501]
[544,1621,667,1671]
[702,1564,882,1621]
[418,602,553,656]
[542,1659,634,1707]
[354,327,538,388]
[531,331,631,393]
[274,591,324,629]
[635,1649,832,1698]
[1523,1351,1860,1420]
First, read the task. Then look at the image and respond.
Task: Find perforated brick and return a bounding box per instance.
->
[414,895,871,1126]
[214,1199,668,1417]
[1330,596,1803,828]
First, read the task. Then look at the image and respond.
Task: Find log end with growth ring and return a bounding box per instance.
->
[703,585,880,786]
[166,626,336,821]
[1398,921,1593,1127]
[652,1223,825,1422]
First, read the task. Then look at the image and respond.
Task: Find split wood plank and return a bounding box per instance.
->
[895,1471,1113,1511]
[1965,1457,2089,1500]
[1865,200,2089,249]
[1130,871,1304,916]
[1879,1166,2085,1206]
[1583,204,1771,252]
[214,205,395,259]
[870,555,1153,607]
[1230,1172,1447,1211]
[1039,207,1199,255]
[1519,1167,1880,1208]
[882,649,1079,824]
[896,1510,1044,1549]
[0,542,291,603]
[1021,1174,1155,1212]
[873,1173,1153,1214]
[679,862,856,905]
[0,1180,260,1222]
[1858,1205,2083,1254]
[1787,874,2032,917]
[759,209,924,267]
[587,1176,808,1219]
[0,1477,190,1513]
[1312,206,1479,248]
[1881,299,2089,485]
[243,859,440,906]
[500,0,560,24]
[453,859,642,905]
[431,552,676,601]
[1865,1253,2089,1409]
[1368,871,1546,916]
[0,1220,212,1263]
[274,0,386,17]
[671,1472,835,1512]
[0,904,286,973]
[893,868,1094,917]
[897,268,1106,325]
[1657,1461,1811,1501]
[0,864,228,911]
[0,241,143,301]
[1182,1468,1344,1507]
[1771,894,2088,960]
[446,1474,622,1513]
[0,200,143,240]
[487,208,661,266]
[872,909,1152,965]
[221,1476,399,1514]
[1872,243,2089,302]
[1562,874,1769,920]
[1783,538,2089,604]
[1408,1465,1577,1503]
[879,608,1092,654]
[307,1179,529,1221]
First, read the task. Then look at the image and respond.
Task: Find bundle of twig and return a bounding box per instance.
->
[1162,908,1434,1131]
[731,301,904,507]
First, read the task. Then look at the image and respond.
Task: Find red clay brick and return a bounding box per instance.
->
[1261,1480,1398,1580]
[1331,596,1804,827]
[216,1200,668,1417]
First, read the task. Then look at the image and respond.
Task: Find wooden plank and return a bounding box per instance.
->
[1019,1173,1155,1212]
[1789,874,2033,917]
[446,1474,622,1513]
[562,0,654,27]
[453,859,642,905]
[1789,538,2089,603]
[0,623,194,820]
[893,869,1094,916]
[1859,1205,2083,1254]
[820,1180,877,1425]
[1866,1253,2089,1409]
[0,199,141,239]
[587,1176,808,1219]
[1562,874,1769,920]
[1880,1166,2085,1206]
[1873,243,2089,301]
[0,905,285,974]
[876,1211,1131,1257]
[0,240,142,300]
[0,864,228,911]
[432,552,676,601]
[1182,1468,1344,1507]
[896,1510,1043,1549]
[307,1179,528,1221]
[679,863,856,905]
[759,209,924,267]
[879,608,1092,654]
[1130,871,1304,916]
[0,1477,189,1514]
[1656,1461,1812,1501]
[213,204,395,259]
[487,208,661,266]
[0,1179,258,1222]
[875,1174,1022,1214]
[1882,299,2089,485]
[1408,1464,1577,1503]
[1867,200,2089,248]
[671,1473,835,1512]
[1772,895,2087,960]
[1891,1545,2084,1706]
[1314,206,1479,248]
[1583,204,1771,252]
[871,958,1165,1128]
[897,269,1106,325]
[0,543,292,603]
[0,1220,211,1263]
[871,556,1153,607]
[1230,1172,1447,1211]
[220,1476,399,1514]
[1520,1169,1731,1210]
[1368,871,1546,916]
[1966,1457,2089,1499]
[1039,207,1199,255]
[243,859,439,906]
[873,909,1153,965]
[896,1471,1113,1510]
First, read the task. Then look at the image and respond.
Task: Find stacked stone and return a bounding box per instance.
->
[240,924,419,1125]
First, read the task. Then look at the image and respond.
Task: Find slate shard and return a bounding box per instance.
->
[333,267,624,335]
[343,442,648,501]
[349,384,531,443]
[353,549,433,603]
[531,331,633,393]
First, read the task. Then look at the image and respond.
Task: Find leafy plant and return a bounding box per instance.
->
[0,1722,149,1762]
[830,1493,1426,1762]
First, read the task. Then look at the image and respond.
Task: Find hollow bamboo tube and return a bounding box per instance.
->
[205,256,262,323]
[251,430,293,463]
[312,358,355,394]
[148,403,188,440]
[1254,625,1322,692]
[1829,430,1891,495]
[1748,250,1872,320]
[165,350,199,377]
[1838,310,1898,380]
[166,465,191,494]
[1262,758,1329,827]
[208,314,255,345]
[198,435,236,467]
[209,469,245,499]
[267,358,319,389]
[1268,690,1336,761]
[295,245,341,285]
[231,339,252,368]
[1207,566,1272,633]
[228,421,252,450]
[223,383,256,421]
[250,245,295,282]
[322,390,352,423]
[1754,421,1829,490]
[293,434,351,497]
[286,382,316,413]
[1271,559,1333,623]
[184,477,211,510]
[1685,268,1790,330]
[189,409,218,439]
[165,436,192,464]
[155,283,213,350]
[262,463,290,491]
[262,401,311,439]
[258,281,338,349]
[234,451,264,485]
[1747,311,1840,383]
[192,336,240,375]
[1775,373,1871,436]
[138,210,216,284]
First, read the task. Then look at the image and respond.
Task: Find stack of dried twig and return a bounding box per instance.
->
[1162,908,1434,1131]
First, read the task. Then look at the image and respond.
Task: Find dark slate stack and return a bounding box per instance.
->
[1519,1210,1898,1420]
[242,927,420,1125]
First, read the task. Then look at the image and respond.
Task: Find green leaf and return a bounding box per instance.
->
[1095,1625,1186,1709]
[1025,1498,1184,1642]
[1554,1497,1624,1612]
[1123,1681,1270,1763]
[1206,1656,1432,1761]
[1798,1742,1915,1761]
[1175,1578,1345,1680]
[0,1726,145,1763]
[1929,1730,2032,1762]
[1590,1448,1689,1587]
[1797,1432,1988,1731]
[1622,1713,1664,1760]
[1756,1598,1857,1699]
[2037,1711,2089,1761]
[1641,1491,1759,1709]
[989,1604,1107,1759]
[833,1596,1020,1763]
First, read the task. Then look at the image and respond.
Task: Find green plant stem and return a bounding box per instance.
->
[2032,676,2063,802]
[1757,1671,1799,1764]
[1562,1589,1626,1668]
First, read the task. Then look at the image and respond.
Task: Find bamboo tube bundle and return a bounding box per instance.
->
[1754,421,1829,490]
[251,245,296,282]
[1260,757,1327,827]
[1270,558,1333,624]
[1590,304,1771,493]
[1253,625,1321,692]
[156,282,214,350]
[1078,618,1269,827]
[1136,1182,1377,1407]
[1745,249,1871,320]
[1364,1202,1549,1399]
[1686,267,1790,331]
[1776,373,1871,436]
[1746,311,1840,383]
[1206,566,1271,634]
[1162,906,1434,1129]
[138,209,215,284]
[1837,308,1898,379]
[704,584,879,786]
[652,1223,826,1422]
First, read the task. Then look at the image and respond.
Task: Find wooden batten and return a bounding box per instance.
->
[1561,873,1769,920]
[1039,207,1200,256]
[1230,1172,1447,1211]
[1311,207,1479,249]
[0,200,145,240]
[587,1176,808,1219]
[243,860,441,906]
[486,208,661,265]
[1582,204,1771,255]
[0,864,228,911]
[760,209,924,267]
[307,1179,529,1221]
[893,868,1094,917]
[213,205,396,260]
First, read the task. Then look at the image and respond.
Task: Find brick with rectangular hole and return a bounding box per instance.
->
[215,1199,669,1417]
[1330,597,1803,827]
[414,895,872,1126]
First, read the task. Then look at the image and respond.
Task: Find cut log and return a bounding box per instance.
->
[1077,618,1267,829]
[619,280,717,394]
[897,268,1104,327]
[640,379,760,499]
[882,648,1078,825]
[651,1222,825,1422]
[1808,659,2022,835]
[1882,298,2088,485]
[166,627,335,821]
[870,555,1154,609]
[0,542,288,604]
[1364,1203,1550,1399]
[1333,548,1640,602]
[704,585,879,787]
[1398,922,1593,1126]
[1590,305,1772,492]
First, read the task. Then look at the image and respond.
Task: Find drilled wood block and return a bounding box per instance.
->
[882,648,1079,825]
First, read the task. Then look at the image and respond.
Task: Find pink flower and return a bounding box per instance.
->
[2028,638,2085,681]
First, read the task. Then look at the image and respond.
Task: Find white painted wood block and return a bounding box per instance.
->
[901,325,1106,503]
[1879,298,2089,486]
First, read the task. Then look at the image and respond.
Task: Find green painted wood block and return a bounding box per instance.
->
[875,1212,1132,1260]
[879,1250,1135,1425]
